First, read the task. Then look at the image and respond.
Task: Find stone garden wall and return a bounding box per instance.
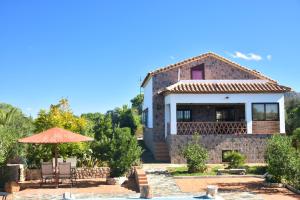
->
[25,167,110,180]
[166,134,272,163]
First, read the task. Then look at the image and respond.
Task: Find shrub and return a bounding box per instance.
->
[245,165,267,175]
[292,128,300,150]
[106,127,142,177]
[181,135,208,173]
[265,135,296,183]
[223,151,246,169]
[285,152,300,189]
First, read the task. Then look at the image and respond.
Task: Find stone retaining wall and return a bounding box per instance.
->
[166,134,272,163]
[75,167,110,179]
[25,167,110,180]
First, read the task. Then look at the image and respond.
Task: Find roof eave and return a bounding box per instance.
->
[141,73,152,87]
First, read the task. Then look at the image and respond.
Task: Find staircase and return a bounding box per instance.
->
[154,142,170,162]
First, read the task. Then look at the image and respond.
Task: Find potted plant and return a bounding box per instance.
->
[105,127,142,185]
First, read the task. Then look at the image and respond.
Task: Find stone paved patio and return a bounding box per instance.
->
[2,164,299,200]
[145,168,183,196]
[143,164,299,200]
[144,167,264,200]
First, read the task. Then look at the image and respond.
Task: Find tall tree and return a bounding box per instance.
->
[130,94,144,115]
[27,99,92,168]
[0,103,34,165]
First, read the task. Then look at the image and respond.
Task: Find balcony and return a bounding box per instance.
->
[177,121,247,135]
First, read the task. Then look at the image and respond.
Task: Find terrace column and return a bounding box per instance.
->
[164,104,170,137]
[245,102,253,134]
[170,103,177,135]
[279,96,286,133]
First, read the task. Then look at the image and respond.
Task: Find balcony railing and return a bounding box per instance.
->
[177,121,247,135]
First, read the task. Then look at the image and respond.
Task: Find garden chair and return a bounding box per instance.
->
[66,157,77,182]
[52,157,64,168]
[41,162,55,185]
[58,162,75,185]
[66,157,77,169]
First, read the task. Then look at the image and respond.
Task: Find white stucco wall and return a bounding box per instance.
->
[142,77,153,128]
[165,93,285,135]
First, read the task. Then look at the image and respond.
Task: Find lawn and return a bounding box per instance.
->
[167,164,267,176]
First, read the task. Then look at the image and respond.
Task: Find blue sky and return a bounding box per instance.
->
[0,0,299,117]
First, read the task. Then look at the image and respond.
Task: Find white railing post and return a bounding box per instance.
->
[245,102,253,134]
[170,103,177,135]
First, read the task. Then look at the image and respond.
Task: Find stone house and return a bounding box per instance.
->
[141,52,291,163]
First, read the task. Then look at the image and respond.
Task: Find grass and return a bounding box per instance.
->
[167,165,223,176]
[167,164,267,176]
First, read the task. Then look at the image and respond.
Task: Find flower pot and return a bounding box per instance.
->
[4,181,20,193]
[106,177,127,185]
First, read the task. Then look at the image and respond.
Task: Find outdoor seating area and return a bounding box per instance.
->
[41,158,77,186]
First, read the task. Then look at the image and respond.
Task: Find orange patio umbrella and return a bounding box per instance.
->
[19,127,93,187]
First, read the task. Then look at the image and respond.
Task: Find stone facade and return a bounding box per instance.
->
[166,134,272,163]
[253,121,280,134]
[180,56,260,80]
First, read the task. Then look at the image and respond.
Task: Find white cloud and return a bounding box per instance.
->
[231,51,262,61]
[169,56,175,60]
[267,54,272,61]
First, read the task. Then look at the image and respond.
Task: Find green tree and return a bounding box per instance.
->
[108,105,141,135]
[286,105,300,135]
[106,127,142,177]
[285,93,300,135]
[0,103,34,166]
[28,99,92,168]
[130,94,144,115]
[82,112,113,140]
[265,135,296,183]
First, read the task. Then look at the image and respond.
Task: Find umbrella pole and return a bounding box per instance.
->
[55,144,58,188]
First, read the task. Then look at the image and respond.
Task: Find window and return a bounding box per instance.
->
[142,108,148,127]
[177,110,191,122]
[191,64,204,80]
[216,109,235,121]
[252,103,279,121]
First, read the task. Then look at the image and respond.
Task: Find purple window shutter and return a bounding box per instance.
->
[192,69,203,80]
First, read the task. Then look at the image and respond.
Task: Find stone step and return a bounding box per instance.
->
[154,142,170,162]
[139,180,148,184]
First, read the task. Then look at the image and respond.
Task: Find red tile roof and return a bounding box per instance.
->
[141,52,277,87]
[18,127,94,144]
[159,81,291,94]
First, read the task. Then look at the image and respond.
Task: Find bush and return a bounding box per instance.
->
[182,135,208,173]
[265,135,296,183]
[245,165,267,175]
[106,127,142,177]
[285,152,300,189]
[223,151,246,169]
[292,128,300,150]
